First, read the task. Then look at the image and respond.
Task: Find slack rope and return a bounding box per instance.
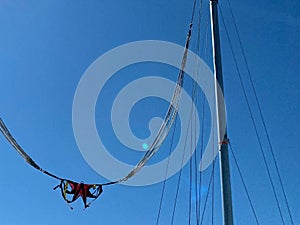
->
[0,20,194,209]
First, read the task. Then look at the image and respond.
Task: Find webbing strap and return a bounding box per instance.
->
[63,181,69,201]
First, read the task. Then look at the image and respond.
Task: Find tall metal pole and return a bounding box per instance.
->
[210,0,234,224]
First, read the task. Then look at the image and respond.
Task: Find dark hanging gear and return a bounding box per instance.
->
[54,180,103,209]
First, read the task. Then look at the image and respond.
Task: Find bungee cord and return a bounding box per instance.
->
[0,0,196,208]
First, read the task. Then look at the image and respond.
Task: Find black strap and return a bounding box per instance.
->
[54,180,103,208]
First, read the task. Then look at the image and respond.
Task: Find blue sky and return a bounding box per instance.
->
[0,0,299,224]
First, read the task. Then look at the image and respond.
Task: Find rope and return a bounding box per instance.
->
[219,7,286,224]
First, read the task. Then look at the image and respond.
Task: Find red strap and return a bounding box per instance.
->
[219,140,229,145]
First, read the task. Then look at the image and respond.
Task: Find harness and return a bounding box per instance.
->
[54,180,103,209]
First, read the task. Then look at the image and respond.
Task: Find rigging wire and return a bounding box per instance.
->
[156,1,199,224]
[189,15,202,222]
[191,63,201,225]
[200,7,210,58]
[190,0,198,24]
[189,78,199,225]
[200,75,217,225]
[169,32,206,221]
[228,141,260,225]
[211,132,216,225]
[219,6,286,225]
[155,116,179,225]
[197,7,210,224]
[191,1,204,223]
[189,127,193,225]
[170,90,198,225]
[200,161,216,225]
[211,103,216,225]
[211,157,215,225]
[225,0,294,223]
[194,144,200,225]
[198,94,206,224]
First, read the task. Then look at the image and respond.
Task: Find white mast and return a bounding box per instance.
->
[210,0,234,224]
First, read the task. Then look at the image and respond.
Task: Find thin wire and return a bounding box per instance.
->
[201,92,216,225]
[219,7,286,225]
[170,136,188,224]
[228,142,260,225]
[211,103,216,225]
[189,72,199,225]
[211,154,215,225]
[198,94,206,224]
[197,6,210,223]
[191,82,200,225]
[194,140,200,225]
[200,162,215,225]
[170,1,200,222]
[225,0,294,223]
[190,0,198,24]
[200,8,210,58]
[170,65,203,224]
[155,117,178,225]
[193,1,204,224]
[189,122,193,225]
[158,0,201,224]
[190,70,200,224]
[188,44,197,225]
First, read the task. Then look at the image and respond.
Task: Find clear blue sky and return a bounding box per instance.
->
[0,0,299,224]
